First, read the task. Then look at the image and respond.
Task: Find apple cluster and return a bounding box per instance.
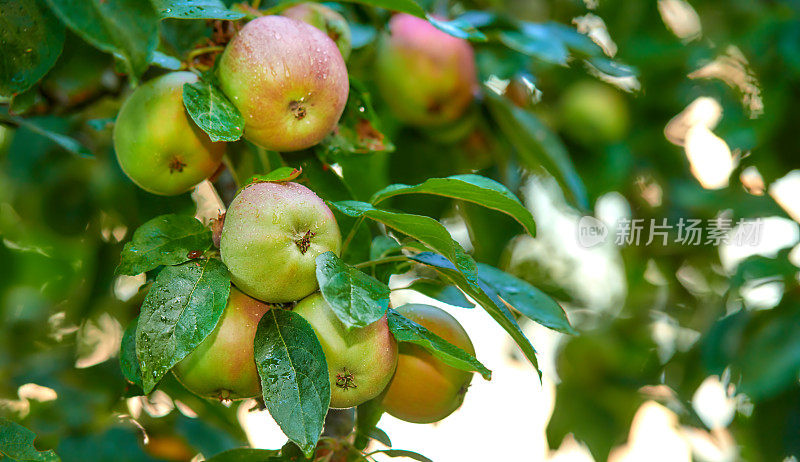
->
[113,5,479,423]
[175,178,475,421]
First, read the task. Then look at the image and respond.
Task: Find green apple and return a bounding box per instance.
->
[559,80,630,145]
[293,293,398,408]
[220,181,341,303]
[113,72,224,195]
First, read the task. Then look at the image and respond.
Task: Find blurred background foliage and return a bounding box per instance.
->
[1,0,800,461]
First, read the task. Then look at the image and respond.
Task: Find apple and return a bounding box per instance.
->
[376,14,477,126]
[172,287,272,400]
[113,72,224,195]
[559,80,630,145]
[220,181,341,303]
[381,304,475,423]
[217,16,349,152]
[293,293,398,408]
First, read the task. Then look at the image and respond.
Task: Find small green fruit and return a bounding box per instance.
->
[559,80,630,145]
[173,287,272,400]
[113,72,224,195]
[293,293,398,408]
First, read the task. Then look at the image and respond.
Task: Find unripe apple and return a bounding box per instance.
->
[113,72,225,195]
[293,293,398,408]
[173,287,272,400]
[217,16,349,152]
[381,304,474,423]
[282,3,351,61]
[559,80,630,145]
[220,181,341,303]
[376,14,477,126]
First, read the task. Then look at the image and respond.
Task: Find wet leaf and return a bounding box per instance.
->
[116,214,212,276]
[183,72,244,142]
[151,0,245,20]
[254,309,330,458]
[477,263,575,335]
[330,201,479,289]
[370,174,535,236]
[0,0,65,97]
[136,258,230,393]
[0,418,60,462]
[119,317,143,389]
[316,251,390,329]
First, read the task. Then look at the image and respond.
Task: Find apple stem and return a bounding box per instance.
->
[340,216,365,254]
[353,255,409,269]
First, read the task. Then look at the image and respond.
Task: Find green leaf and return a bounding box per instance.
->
[87,117,115,131]
[484,90,588,210]
[254,309,330,458]
[0,111,92,158]
[354,396,385,450]
[477,263,575,335]
[403,278,474,309]
[368,449,433,462]
[330,201,479,290]
[539,21,602,56]
[9,86,42,115]
[427,15,487,42]
[0,418,60,462]
[367,235,408,283]
[498,29,567,65]
[150,50,182,70]
[183,72,244,142]
[410,252,540,378]
[315,251,390,329]
[151,0,245,20]
[44,0,159,83]
[588,56,639,77]
[0,0,65,97]
[388,307,491,379]
[370,174,535,236]
[370,235,403,260]
[730,249,798,290]
[246,167,302,186]
[503,21,607,65]
[455,11,497,29]
[364,427,391,447]
[136,258,230,393]
[205,448,282,462]
[120,318,143,389]
[116,214,212,276]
